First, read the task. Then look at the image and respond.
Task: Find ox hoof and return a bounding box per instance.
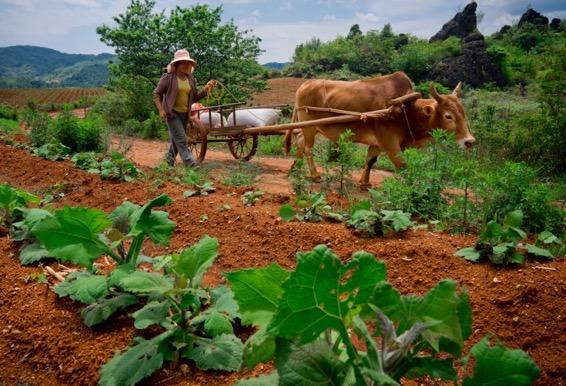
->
[359,183,372,191]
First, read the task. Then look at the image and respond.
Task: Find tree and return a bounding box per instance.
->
[347,24,362,39]
[96,0,264,102]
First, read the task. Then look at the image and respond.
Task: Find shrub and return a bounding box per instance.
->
[475,162,564,234]
[0,104,18,120]
[53,106,105,153]
[24,109,54,148]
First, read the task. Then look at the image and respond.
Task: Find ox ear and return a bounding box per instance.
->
[453,82,463,98]
[429,83,443,103]
[422,104,435,117]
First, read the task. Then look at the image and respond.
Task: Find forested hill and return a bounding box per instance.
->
[0,45,115,88]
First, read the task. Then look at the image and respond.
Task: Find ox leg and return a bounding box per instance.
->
[360,145,381,189]
[303,129,320,181]
[385,148,406,169]
[288,131,305,173]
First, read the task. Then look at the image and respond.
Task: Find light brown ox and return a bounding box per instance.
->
[284,71,475,187]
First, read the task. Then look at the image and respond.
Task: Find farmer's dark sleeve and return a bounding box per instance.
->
[153,73,169,99]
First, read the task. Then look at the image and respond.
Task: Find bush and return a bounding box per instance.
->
[52,106,105,152]
[391,36,460,83]
[474,162,564,234]
[0,104,18,120]
[24,109,53,148]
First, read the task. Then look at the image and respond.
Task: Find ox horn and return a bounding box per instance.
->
[453,82,462,97]
[429,83,443,103]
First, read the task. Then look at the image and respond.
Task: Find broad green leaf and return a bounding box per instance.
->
[463,336,539,386]
[192,312,234,337]
[381,210,413,232]
[503,210,523,228]
[243,327,276,369]
[493,242,515,255]
[226,263,289,327]
[107,264,135,287]
[538,231,560,244]
[269,246,386,344]
[414,280,467,350]
[479,221,503,244]
[279,204,295,221]
[19,242,50,265]
[455,247,481,262]
[192,286,239,337]
[33,206,111,268]
[82,293,138,327]
[172,235,218,287]
[54,271,108,304]
[132,300,170,329]
[185,334,243,371]
[108,201,139,234]
[119,271,174,294]
[99,330,174,386]
[234,372,279,386]
[128,195,175,246]
[210,285,240,318]
[275,337,348,386]
[524,244,553,258]
[12,208,52,241]
[370,280,468,351]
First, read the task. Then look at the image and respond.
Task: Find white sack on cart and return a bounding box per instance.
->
[226,108,280,127]
[195,111,227,129]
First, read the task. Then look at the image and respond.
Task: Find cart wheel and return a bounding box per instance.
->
[228,134,258,161]
[186,117,208,162]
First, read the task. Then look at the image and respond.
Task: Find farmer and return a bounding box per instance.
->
[153,49,217,167]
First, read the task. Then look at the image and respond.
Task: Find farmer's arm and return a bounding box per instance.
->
[195,80,217,102]
[153,74,168,119]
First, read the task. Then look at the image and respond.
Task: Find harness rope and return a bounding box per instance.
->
[401,104,416,144]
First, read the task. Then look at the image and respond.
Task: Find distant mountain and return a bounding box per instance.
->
[262,62,289,70]
[0,45,115,88]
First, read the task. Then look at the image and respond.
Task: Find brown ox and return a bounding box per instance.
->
[284,71,475,186]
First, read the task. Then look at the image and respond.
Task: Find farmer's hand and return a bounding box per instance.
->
[159,109,168,121]
[205,80,217,91]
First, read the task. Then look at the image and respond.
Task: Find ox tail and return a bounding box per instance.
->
[284,105,298,156]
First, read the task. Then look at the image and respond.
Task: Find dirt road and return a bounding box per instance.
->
[111,135,392,194]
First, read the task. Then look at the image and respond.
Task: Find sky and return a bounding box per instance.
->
[0,0,565,63]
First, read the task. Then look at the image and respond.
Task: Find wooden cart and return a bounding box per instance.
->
[186,92,421,163]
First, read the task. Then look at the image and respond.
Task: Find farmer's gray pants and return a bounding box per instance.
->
[166,111,195,166]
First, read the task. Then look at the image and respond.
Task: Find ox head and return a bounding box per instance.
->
[423,83,475,149]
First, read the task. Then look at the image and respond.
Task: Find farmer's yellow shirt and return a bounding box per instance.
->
[173,77,191,113]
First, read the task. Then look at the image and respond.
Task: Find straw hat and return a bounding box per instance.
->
[167,49,197,72]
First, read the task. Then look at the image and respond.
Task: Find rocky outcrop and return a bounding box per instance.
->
[518,8,549,29]
[429,2,477,42]
[550,18,562,31]
[427,32,505,88]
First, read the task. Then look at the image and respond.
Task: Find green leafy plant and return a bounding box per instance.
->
[228,245,539,385]
[32,140,71,161]
[223,170,254,187]
[241,190,264,206]
[99,236,243,386]
[11,207,53,265]
[72,151,141,182]
[456,210,553,265]
[535,231,565,257]
[288,158,311,197]
[279,192,340,222]
[0,183,40,227]
[184,182,216,198]
[347,201,413,236]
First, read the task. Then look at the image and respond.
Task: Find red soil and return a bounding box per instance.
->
[0,140,564,385]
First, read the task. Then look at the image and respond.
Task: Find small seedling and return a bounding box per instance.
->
[241,190,264,206]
